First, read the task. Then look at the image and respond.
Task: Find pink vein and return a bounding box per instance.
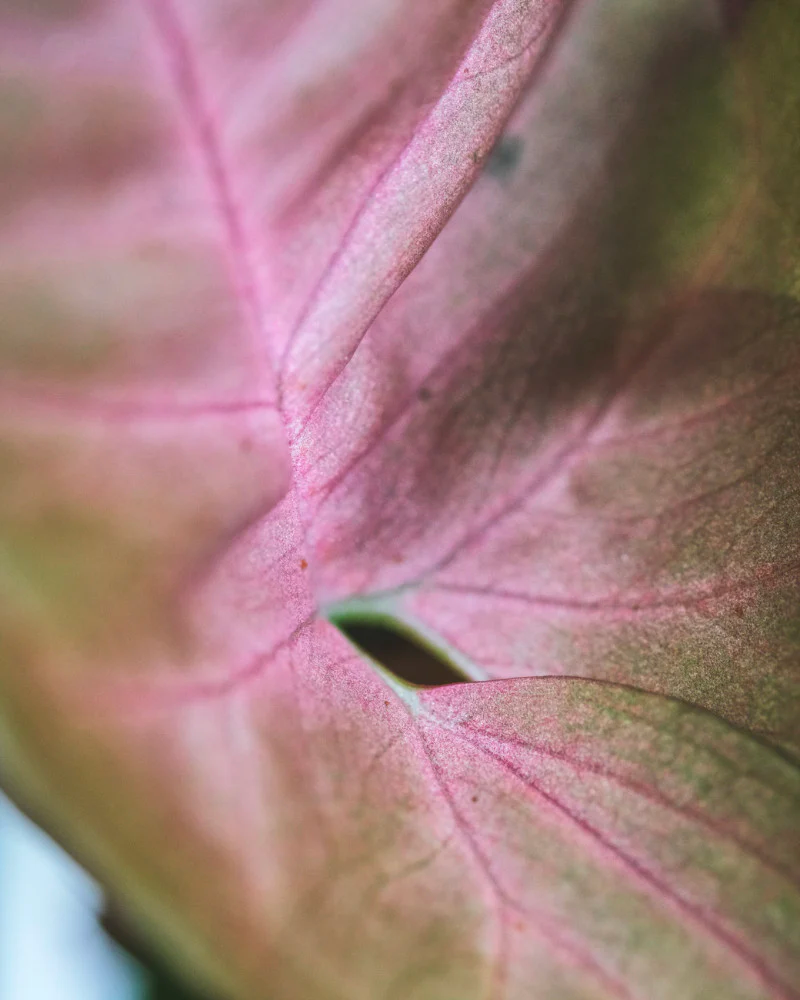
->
[455,3,563,85]
[305,5,582,511]
[0,384,277,425]
[97,615,319,714]
[451,726,800,1000]
[455,721,800,890]
[280,0,567,425]
[318,283,703,593]
[509,438,789,528]
[416,320,722,585]
[275,82,406,231]
[430,556,800,619]
[585,369,788,450]
[598,696,800,788]
[417,729,635,1000]
[420,733,509,1000]
[144,0,276,399]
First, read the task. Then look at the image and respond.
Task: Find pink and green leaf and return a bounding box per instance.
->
[0,1,798,998]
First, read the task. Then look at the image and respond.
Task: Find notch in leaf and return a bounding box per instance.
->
[332,615,468,688]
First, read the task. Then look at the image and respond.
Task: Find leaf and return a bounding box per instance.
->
[0,1,798,999]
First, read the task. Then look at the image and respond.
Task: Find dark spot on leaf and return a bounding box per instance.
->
[484,134,523,180]
[418,386,433,402]
[300,558,308,570]
[332,616,468,687]
[471,795,478,803]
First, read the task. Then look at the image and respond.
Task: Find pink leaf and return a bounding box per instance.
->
[1,1,798,998]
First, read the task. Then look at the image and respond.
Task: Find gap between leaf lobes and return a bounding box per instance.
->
[330,612,469,688]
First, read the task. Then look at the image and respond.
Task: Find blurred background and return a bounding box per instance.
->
[0,791,211,1000]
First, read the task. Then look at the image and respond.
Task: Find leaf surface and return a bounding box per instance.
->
[1,1,799,998]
